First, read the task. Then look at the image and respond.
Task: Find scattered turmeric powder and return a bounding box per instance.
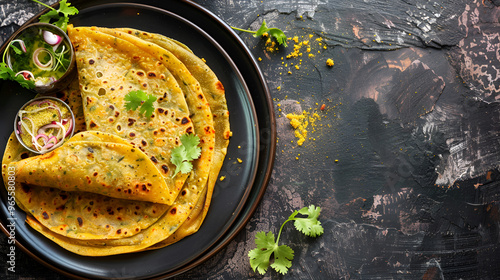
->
[266,39,278,52]
[282,33,330,76]
[286,112,308,146]
[286,105,327,147]
[286,42,303,59]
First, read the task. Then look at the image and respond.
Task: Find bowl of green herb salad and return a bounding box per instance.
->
[3,22,76,94]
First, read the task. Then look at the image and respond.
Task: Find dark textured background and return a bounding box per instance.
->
[2,0,500,279]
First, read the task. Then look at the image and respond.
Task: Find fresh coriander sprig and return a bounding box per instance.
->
[32,0,79,32]
[170,134,202,177]
[232,20,288,47]
[124,90,157,118]
[248,205,324,275]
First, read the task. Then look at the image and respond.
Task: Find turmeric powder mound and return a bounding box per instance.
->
[286,108,324,146]
[289,116,302,129]
[286,111,308,146]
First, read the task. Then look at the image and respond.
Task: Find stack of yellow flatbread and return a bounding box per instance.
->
[1,25,230,256]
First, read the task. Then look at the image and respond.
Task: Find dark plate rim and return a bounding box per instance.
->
[0,1,276,279]
[157,2,276,278]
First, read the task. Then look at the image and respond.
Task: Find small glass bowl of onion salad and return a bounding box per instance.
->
[5,22,76,94]
[14,96,75,154]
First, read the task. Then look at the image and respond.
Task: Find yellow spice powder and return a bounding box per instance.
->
[286,112,308,146]
[286,109,323,146]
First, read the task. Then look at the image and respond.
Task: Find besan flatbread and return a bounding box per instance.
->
[68,25,195,205]
[116,28,230,245]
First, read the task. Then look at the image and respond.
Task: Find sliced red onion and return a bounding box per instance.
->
[19,105,58,115]
[15,70,34,80]
[39,134,60,152]
[27,100,45,106]
[33,48,53,70]
[56,121,66,140]
[10,39,27,52]
[37,123,60,135]
[63,118,73,138]
[52,42,63,53]
[41,142,55,151]
[49,105,62,120]
[20,105,62,124]
[46,135,58,145]
[43,30,62,46]
[38,102,61,114]
[50,122,66,150]
[18,99,73,153]
[22,117,35,130]
[20,117,44,151]
[37,101,62,120]
[16,121,22,135]
[38,100,56,107]
[35,134,49,144]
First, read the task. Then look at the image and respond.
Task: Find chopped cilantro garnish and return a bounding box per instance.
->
[232,20,288,47]
[124,90,157,118]
[170,134,201,177]
[248,205,324,275]
[32,0,79,32]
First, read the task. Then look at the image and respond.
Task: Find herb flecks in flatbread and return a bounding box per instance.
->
[12,131,171,204]
[68,25,194,205]
[117,28,231,245]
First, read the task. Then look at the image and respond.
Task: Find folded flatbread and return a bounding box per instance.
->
[68,25,196,205]
[12,131,170,204]
[18,27,216,255]
[2,25,229,256]
[4,131,170,240]
[114,28,231,245]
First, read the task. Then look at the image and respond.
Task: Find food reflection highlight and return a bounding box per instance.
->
[1,25,230,256]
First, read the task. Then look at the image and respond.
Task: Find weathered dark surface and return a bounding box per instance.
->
[1,0,500,279]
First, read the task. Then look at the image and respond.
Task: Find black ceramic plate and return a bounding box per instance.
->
[0,1,276,279]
